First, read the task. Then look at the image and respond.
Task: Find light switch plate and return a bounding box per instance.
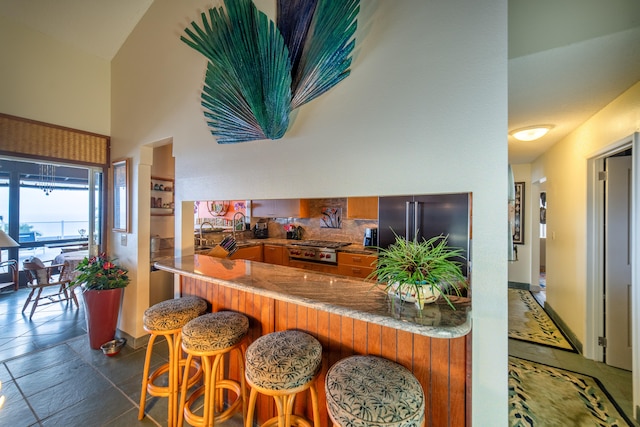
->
[120,234,127,246]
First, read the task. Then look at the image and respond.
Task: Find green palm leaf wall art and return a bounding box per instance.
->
[181,0,360,144]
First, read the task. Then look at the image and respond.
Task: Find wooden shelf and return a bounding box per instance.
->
[151,176,174,216]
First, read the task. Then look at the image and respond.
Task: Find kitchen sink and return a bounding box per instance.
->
[195,241,257,253]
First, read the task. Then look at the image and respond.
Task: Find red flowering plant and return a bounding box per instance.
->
[70,253,130,290]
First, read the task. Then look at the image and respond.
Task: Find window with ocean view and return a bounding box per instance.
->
[0,158,104,269]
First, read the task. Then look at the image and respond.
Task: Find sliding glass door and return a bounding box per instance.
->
[0,157,105,267]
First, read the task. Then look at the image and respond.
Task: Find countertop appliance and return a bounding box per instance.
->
[287,240,351,264]
[378,193,470,276]
[253,219,269,239]
[363,228,377,247]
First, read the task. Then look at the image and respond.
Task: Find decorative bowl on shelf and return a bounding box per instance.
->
[100,338,126,357]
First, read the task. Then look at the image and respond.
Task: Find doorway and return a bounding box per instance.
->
[538,190,547,304]
[0,157,104,267]
[604,151,632,370]
[586,132,639,418]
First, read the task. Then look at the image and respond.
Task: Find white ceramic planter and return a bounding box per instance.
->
[388,282,440,309]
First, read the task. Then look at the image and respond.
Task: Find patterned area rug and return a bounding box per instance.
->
[509,357,633,426]
[508,288,575,351]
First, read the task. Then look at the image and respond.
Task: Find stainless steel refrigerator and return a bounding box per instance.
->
[378,193,471,276]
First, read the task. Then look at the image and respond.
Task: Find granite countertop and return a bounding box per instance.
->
[154,254,471,339]
[150,247,175,263]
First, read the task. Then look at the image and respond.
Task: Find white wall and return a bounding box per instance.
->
[532,81,640,344]
[0,14,110,135]
[109,1,509,425]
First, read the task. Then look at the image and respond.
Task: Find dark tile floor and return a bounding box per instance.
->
[0,288,243,427]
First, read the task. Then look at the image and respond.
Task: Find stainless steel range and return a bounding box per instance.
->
[287,240,351,264]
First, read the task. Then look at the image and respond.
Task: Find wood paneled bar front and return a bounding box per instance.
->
[155,254,472,426]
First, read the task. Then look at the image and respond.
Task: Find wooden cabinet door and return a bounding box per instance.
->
[346,197,378,219]
[337,252,377,278]
[229,245,263,261]
[263,245,287,265]
[288,260,339,275]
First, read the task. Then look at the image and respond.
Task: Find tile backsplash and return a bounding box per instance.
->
[261,198,377,244]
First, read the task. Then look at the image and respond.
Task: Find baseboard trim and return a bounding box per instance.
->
[544,301,583,354]
[116,329,149,350]
[508,281,530,290]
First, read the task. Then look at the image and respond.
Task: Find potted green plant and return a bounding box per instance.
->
[368,233,468,310]
[71,253,130,349]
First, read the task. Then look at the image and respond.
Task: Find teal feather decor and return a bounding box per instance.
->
[181,0,359,144]
[182,0,291,143]
[279,0,360,109]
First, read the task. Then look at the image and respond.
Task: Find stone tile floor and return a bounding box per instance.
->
[510,290,638,426]
[0,286,637,426]
[0,287,243,426]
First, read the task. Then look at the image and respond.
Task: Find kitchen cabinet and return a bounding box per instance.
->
[337,252,377,279]
[151,176,174,216]
[251,199,309,218]
[346,196,378,219]
[229,245,263,262]
[263,244,288,266]
[288,259,338,275]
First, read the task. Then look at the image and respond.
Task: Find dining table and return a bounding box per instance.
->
[54,249,89,282]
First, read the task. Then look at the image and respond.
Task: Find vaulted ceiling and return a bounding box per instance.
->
[1,0,639,164]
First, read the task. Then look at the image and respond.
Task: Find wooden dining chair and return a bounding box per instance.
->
[22,257,79,319]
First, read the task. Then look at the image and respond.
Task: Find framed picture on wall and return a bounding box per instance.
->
[513,181,525,244]
[112,159,129,232]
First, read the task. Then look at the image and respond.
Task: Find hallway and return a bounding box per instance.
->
[509,289,638,426]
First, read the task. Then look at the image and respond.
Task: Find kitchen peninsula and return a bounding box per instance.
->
[155,254,472,426]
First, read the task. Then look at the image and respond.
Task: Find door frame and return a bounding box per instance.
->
[586,132,639,413]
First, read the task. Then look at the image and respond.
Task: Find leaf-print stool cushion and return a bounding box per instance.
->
[245,330,322,390]
[325,355,425,427]
[181,311,249,352]
[143,296,207,332]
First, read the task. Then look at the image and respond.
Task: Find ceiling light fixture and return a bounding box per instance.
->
[509,125,553,142]
[38,163,56,195]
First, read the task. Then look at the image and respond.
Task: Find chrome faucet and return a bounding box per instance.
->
[232,212,246,240]
[199,221,213,245]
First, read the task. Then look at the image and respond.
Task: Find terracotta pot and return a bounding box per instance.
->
[82,288,124,349]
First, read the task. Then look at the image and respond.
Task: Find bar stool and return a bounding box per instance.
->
[244,330,322,427]
[177,311,249,427]
[138,296,208,427]
[325,355,425,427]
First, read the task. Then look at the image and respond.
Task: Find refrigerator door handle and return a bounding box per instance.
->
[405,201,411,241]
[414,201,420,240]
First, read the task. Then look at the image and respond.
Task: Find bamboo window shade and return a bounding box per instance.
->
[0,113,109,166]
